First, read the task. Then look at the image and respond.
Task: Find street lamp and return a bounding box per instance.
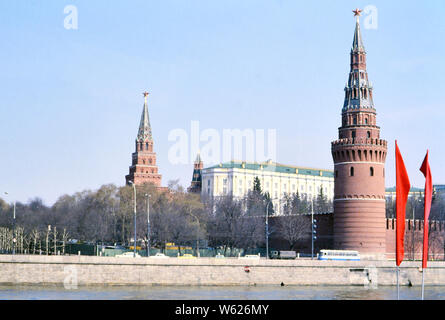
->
[145,193,151,257]
[311,198,317,260]
[128,181,137,258]
[4,192,16,255]
[411,195,422,261]
[266,200,273,259]
[265,198,284,259]
[189,211,200,258]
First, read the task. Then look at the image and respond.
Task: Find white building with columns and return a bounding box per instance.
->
[201,160,334,214]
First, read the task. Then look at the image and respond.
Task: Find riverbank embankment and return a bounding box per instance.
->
[1,255,443,286]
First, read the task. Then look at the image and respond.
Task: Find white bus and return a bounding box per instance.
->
[318,250,360,261]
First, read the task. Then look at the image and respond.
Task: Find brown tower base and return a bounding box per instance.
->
[334,199,386,258]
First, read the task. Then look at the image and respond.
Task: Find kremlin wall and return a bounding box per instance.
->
[268,215,445,261]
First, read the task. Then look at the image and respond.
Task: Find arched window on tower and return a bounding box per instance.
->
[353,117,357,125]
[367,131,371,138]
[370,167,374,176]
[350,167,354,177]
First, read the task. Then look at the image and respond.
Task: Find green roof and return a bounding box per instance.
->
[385,187,424,193]
[204,161,334,178]
[386,185,445,193]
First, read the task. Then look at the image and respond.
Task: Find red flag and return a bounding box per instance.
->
[420,151,433,269]
[395,141,411,266]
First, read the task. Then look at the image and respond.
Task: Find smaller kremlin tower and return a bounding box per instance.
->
[188,152,203,193]
[125,92,162,186]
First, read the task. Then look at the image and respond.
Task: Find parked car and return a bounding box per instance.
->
[178,254,196,259]
[149,253,169,258]
[115,252,141,258]
[215,253,225,259]
[270,250,297,259]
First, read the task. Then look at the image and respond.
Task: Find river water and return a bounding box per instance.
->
[0,284,444,300]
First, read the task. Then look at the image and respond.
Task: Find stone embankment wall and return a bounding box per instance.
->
[1,255,444,287]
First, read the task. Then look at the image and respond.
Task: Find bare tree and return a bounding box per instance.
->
[277,214,310,250]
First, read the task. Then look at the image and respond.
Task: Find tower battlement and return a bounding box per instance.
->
[331,138,387,147]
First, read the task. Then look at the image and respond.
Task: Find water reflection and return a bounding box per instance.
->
[0,285,443,300]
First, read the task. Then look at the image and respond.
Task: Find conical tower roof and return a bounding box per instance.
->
[352,8,365,53]
[195,150,202,163]
[137,92,152,141]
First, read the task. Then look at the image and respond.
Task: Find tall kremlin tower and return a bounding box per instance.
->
[331,9,388,257]
[188,152,203,193]
[125,92,162,186]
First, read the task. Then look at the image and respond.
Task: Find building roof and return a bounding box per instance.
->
[385,186,424,193]
[352,15,365,53]
[203,160,334,178]
[385,185,445,194]
[137,93,153,141]
[195,151,202,163]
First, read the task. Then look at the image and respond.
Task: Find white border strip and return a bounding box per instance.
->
[334,162,383,165]
[334,198,385,202]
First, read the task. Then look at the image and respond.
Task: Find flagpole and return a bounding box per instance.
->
[419,150,432,301]
[421,268,425,300]
[397,266,400,300]
[395,141,410,301]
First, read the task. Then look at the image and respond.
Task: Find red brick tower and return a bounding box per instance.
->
[331,10,388,257]
[187,152,203,193]
[125,92,162,186]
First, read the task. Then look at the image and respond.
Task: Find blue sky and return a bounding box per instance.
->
[0,0,444,205]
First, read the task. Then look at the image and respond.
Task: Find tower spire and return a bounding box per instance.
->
[137,91,152,141]
[352,9,365,53]
[343,10,373,111]
[195,149,202,163]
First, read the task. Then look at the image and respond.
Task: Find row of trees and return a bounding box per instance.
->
[0,177,332,254]
[385,191,445,221]
[3,178,445,255]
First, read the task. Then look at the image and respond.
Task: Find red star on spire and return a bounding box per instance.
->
[352,8,362,17]
[143,91,150,97]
